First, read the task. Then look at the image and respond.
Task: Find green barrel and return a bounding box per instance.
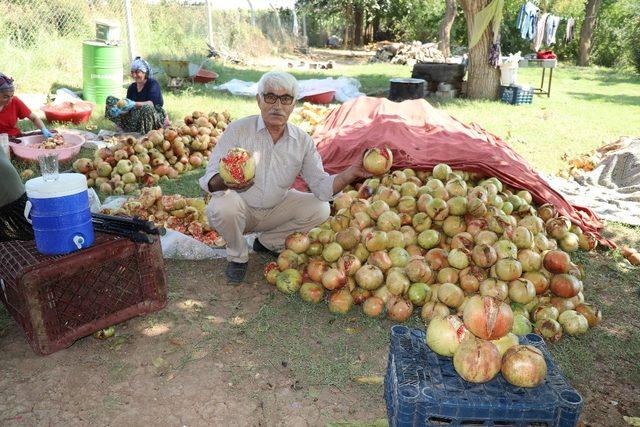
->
[82,40,123,106]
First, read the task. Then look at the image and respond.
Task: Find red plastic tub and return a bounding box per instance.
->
[10,132,85,162]
[302,91,336,104]
[41,101,96,124]
[193,68,218,84]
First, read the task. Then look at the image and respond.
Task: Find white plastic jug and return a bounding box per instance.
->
[500,63,519,86]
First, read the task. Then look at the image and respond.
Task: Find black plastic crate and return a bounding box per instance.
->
[384,325,583,426]
[500,85,534,105]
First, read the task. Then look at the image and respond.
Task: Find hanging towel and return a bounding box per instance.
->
[565,17,575,42]
[533,12,549,51]
[544,15,561,45]
[469,0,505,49]
[516,1,539,41]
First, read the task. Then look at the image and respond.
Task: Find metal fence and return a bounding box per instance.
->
[0,0,295,92]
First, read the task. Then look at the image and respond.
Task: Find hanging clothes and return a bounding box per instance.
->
[517,1,539,41]
[533,12,549,51]
[489,34,502,67]
[469,0,504,49]
[544,15,561,45]
[565,18,575,42]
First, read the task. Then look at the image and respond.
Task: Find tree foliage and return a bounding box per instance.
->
[299,0,639,72]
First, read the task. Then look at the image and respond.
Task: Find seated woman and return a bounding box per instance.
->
[0,73,53,138]
[105,57,167,135]
[0,134,33,242]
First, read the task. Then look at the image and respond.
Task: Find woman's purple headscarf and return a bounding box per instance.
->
[0,73,14,92]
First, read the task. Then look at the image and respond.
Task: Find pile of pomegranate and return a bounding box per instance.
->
[290,102,332,136]
[264,163,602,353]
[72,110,231,195]
[101,186,225,246]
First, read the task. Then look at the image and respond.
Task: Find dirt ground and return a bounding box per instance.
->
[252,47,375,70]
[0,254,390,426]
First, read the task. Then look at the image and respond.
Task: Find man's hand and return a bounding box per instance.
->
[207,173,254,193]
[332,151,373,194]
[225,178,254,192]
[345,160,371,181]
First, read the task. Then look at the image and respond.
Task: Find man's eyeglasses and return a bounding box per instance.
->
[262,93,295,106]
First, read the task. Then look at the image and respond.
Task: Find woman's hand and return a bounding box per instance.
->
[122,99,136,111]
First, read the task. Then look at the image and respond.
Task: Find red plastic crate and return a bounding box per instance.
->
[0,233,167,355]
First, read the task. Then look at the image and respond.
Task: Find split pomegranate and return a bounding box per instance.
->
[462,295,513,340]
[363,147,393,175]
[453,338,502,383]
[263,262,279,285]
[426,315,471,356]
[218,147,255,184]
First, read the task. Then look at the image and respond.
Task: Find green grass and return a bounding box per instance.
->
[433,66,640,173]
[6,60,640,424]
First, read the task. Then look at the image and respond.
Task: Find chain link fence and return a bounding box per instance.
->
[0,0,295,93]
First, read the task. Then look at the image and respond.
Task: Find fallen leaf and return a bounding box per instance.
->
[229,316,246,325]
[624,416,640,426]
[152,357,169,370]
[169,338,184,347]
[354,375,384,385]
[345,327,362,334]
[191,348,208,360]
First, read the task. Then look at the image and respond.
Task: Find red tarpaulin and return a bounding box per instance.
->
[306,96,612,247]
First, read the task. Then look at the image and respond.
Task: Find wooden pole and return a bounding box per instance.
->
[205,0,214,46]
[124,0,137,62]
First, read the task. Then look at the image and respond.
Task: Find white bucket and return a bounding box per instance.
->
[500,63,518,86]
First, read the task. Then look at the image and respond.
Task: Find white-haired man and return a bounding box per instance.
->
[200,71,368,283]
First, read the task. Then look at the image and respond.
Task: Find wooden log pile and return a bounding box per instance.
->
[369,41,445,66]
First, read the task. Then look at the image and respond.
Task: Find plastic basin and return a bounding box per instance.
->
[302,91,335,104]
[10,132,85,162]
[41,101,96,124]
[194,68,219,84]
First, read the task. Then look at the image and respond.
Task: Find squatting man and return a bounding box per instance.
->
[200,71,368,283]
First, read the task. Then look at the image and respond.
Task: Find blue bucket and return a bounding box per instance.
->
[25,173,95,255]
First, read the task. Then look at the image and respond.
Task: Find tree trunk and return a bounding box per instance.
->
[343,2,353,49]
[372,14,380,41]
[354,4,364,47]
[577,0,601,66]
[363,9,373,45]
[438,0,457,57]
[460,0,500,99]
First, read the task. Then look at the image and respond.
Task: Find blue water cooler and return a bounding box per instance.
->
[24,173,95,255]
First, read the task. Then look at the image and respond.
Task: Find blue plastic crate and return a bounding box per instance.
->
[500,85,534,105]
[384,326,583,427]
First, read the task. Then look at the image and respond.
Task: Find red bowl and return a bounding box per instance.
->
[193,69,218,84]
[41,101,95,124]
[302,91,336,104]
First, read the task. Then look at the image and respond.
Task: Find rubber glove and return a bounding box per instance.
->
[109,106,122,117]
[42,128,53,138]
[122,98,136,111]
